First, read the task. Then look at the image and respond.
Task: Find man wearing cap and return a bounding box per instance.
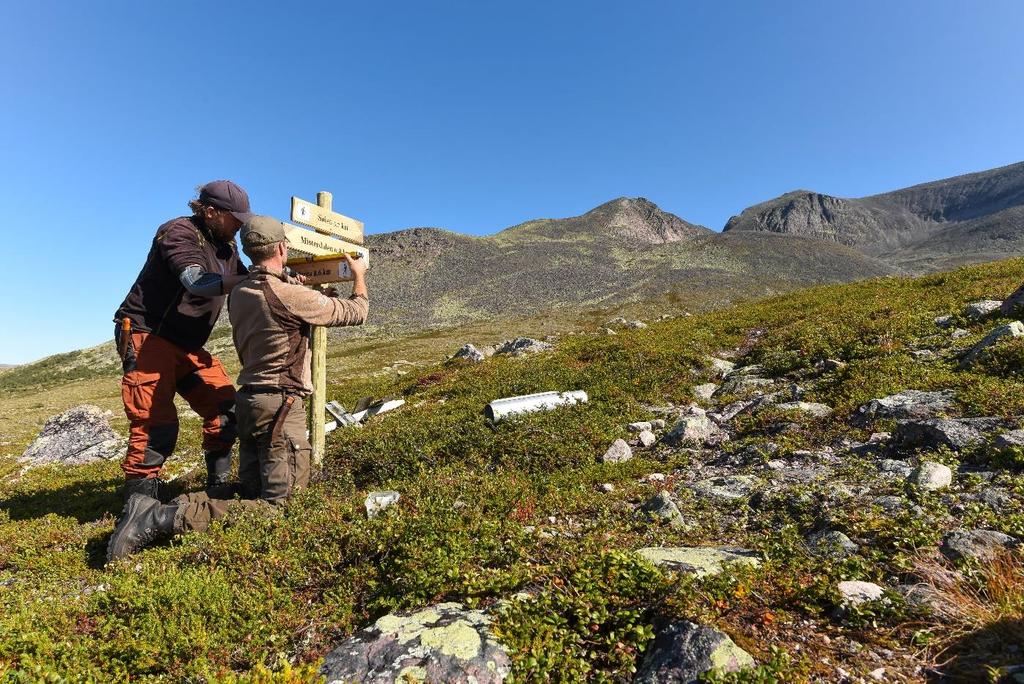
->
[107,215,368,562]
[113,180,255,501]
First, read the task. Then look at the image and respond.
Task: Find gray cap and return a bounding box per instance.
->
[240,215,288,257]
[199,180,254,222]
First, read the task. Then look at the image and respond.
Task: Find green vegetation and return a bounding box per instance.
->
[3,258,1024,680]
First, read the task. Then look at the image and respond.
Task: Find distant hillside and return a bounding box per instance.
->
[722,161,1024,271]
[361,197,895,334]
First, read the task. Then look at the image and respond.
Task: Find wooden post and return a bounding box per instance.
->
[309,191,332,466]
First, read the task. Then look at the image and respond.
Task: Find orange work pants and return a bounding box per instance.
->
[117,328,236,479]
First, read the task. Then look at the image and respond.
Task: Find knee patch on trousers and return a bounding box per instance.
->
[216,401,238,444]
[143,422,179,467]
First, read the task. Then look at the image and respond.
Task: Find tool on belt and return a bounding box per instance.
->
[117,318,132,359]
[270,394,297,445]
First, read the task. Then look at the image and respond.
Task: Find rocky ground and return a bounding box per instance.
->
[3,258,1024,682]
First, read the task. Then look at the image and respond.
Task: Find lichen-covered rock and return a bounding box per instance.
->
[628,421,653,433]
[692,475,757,501]
[634,620,754,683]
[855,389,955,424]
[807,530,859,557]
[692,383,718,402]
[773,401,833,418]
[893,417,1001,452]
[638,430,658,448]
[837,580,885,609]
[934,314,955,329]
[907,462,952,491]
[960,321,1024,367]
[19,405,126,469]
[706,357,735,379]
[636,547,760,578]
[320,603,511,684]
[940,529,1019,563]
[641,491,687,529]
[963,300,1003,321]
[449,344,486,363]
[601,439,633,464]
[713,375,774,398]
[665,414,727,447]
[493,337,553,357]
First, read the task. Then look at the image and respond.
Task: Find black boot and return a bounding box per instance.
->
[204,449,233,490]
[106,494,179,563]
[123,476,168,503]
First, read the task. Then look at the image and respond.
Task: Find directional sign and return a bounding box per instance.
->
[284,223,355,256]
[291,196,365,245]
[286,249,369,285]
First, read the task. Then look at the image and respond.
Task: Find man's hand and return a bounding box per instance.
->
[342,253,368,299]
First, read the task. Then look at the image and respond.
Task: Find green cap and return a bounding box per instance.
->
[240,215,287,257]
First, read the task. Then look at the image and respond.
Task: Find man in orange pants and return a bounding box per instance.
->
[113,180,254,501]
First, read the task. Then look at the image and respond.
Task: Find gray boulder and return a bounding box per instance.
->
[636,547,760,578]
[960,321,1024,367]
[855,389,955,423]
[493,337,553,357]
[940,529,1019,563]
[713,375,774,398]
[907,461,952,491]
[450,344,486,363]
[877,459,913,478]
[665,413,727,447]
[19,405,126,469]
[837,580,885,609]
[934,314,955,329]
[638,430,658,448]
[320,602,511,683]
[995,430,1024,451]
[628,421,653,433]
[692,383,718,402]
[963,300,1003,321]
[894,417,1001,452]
[706,357,735,379]
[641,491,686,529]
[601,439,633,464]
[1002,284,1024,316]
[634,621,754,683]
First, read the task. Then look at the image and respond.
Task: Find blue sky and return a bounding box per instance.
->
[2,1,1023,364]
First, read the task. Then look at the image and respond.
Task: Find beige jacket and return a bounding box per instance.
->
[229,266,368,395]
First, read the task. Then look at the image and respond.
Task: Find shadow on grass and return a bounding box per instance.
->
[929,618,1024,682]
[0,476,124,523]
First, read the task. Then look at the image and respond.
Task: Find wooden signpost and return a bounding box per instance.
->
[284,191,366,466]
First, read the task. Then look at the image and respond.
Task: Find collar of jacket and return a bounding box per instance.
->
[248,265,288,280]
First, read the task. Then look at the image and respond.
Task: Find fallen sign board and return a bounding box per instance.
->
[287,248,370,285]
[292,196,365,245]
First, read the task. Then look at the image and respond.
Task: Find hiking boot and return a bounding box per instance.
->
[123,476,168,503]
[106,494,178,563]
[204,449,233,489]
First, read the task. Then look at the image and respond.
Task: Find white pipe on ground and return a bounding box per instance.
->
[485,390,588,423]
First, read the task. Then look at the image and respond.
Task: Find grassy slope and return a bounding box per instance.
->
[2,259,1024,681]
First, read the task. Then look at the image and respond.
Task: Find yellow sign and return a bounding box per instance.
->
[286,249,369,285]
[291,196,365,245]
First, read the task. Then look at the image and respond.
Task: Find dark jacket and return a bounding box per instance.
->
[115,216,246,351]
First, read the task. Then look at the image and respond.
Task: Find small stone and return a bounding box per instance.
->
[706,357,736,379]
[640,491,686,528]
[493,337,553,357]
[941,529,1019,563]
[626,320,648,330]
[638,430,657,448]
[878,459,913,477]
[819,358,847,372]
[601,439,633,464]
[644,473,667,483]
[951,328,971,339]
[807,530,859,557]
[650,419,667,430]
[869,667,887,681]
[365,491,401,518]
[665,415,728,447]
[693,475,757,501]
[911,349,937,360]
[603,327,617,335]
[692,383,718,401]
[907,462,952,491]
[628,421,653,433]
[934,314,955,329]
[837,580,885,609]
[599,483,615,493]
[963,300,1003,321]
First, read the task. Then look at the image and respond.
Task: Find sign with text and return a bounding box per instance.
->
[291,196,365,245]
[286,249,369,285]
[284,223,354,257]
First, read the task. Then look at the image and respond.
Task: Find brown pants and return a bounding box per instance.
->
[173,391,312,533]
[117,327,236,479]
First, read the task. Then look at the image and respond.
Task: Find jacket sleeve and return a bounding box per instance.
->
[271,280,369,327]
[156,220,207,276]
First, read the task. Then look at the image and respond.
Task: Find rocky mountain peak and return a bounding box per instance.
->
[578,196,710,244]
